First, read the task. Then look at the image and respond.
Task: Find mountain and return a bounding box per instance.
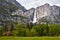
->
[0,0,35,24]
[24,8,35,22]
[36,3,60,24]
[0,0,60,24]
[0,0,28,25]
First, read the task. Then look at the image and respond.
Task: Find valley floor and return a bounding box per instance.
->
[0,36,60,40]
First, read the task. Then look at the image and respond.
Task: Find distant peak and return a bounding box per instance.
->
[30,8,35,10]
[53,5,59,7]
[44,3,50,6]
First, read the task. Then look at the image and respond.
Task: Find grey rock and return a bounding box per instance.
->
[36,3,60,24]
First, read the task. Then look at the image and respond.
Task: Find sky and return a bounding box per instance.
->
[16,0,60,9]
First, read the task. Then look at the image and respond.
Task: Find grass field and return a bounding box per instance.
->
[0,37,60,40]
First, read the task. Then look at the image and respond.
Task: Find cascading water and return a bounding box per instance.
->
[32,10,37,23]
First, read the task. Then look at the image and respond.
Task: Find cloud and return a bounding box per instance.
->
[16,0,60,9]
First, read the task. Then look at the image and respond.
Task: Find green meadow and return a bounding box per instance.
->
[0,37,60,40]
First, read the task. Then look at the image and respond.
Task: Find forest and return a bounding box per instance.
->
[0,23,60,37]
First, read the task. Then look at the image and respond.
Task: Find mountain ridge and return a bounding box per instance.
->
[36,3,60,24]
[0,0,60,24]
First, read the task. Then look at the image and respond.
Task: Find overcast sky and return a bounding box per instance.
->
[16,0,60,9]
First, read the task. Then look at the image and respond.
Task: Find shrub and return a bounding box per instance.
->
[29,28,37,36]
[0,26,3,36]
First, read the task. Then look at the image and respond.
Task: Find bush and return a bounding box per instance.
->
[0,26,3,36]
[48,24,60,36]
[29,28,37,36]
[12,23,60,36]
[34,24,44,36]
[13,23,26,36]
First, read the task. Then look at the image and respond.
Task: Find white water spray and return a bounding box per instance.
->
[32,10,37,23]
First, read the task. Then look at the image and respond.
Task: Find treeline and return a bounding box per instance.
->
[0,23,60,36]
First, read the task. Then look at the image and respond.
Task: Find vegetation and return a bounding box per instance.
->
[0,26,3,36]
[0,22,60,37]
[0,37,60,40]
[0,0,60,37]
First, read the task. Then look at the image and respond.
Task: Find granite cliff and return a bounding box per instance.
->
[0,0,60,24]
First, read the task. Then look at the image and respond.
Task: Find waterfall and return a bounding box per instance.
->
[32,10,37,23]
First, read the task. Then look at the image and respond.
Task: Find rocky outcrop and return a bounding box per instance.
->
[0,0,35,24]
[24,8,35,22]
[0,0,60,24]
[36,3,60,24]
[0,0,27,24]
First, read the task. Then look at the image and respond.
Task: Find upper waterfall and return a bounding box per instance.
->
[32,10,37,23]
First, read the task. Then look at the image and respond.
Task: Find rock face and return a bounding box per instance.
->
[0,0,35,24]
[0,0,27,24]
[0,0,60,24]
[24,8,35,22]
[36,3,60,24]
